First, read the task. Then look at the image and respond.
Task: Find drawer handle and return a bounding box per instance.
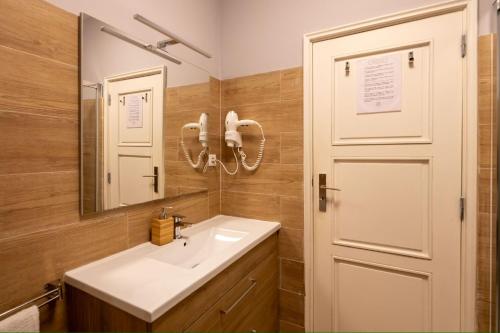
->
[220,278,257,315]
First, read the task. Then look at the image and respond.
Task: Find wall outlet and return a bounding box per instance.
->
[208,154,217,167]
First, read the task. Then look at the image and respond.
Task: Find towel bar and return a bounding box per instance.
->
[0,280,62,320]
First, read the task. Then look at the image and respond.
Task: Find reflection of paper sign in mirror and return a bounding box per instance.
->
[126,94,144,128]
[357,54,402,114]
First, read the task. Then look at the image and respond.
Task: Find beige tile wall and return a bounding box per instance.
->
[0,0,220,331]
[477,34,498,333]
[220,68,305,331]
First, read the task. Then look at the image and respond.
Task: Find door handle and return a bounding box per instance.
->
[142,166,158,193]
[319,173,339,212]
[320,185,341,191]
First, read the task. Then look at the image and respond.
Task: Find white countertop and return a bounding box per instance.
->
[64,215,280,322]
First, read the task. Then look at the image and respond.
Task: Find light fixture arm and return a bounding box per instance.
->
[133,14,212,59]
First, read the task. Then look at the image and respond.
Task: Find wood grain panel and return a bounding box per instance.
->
[279,228,303,261]
[165,136,178,161]
[57,215,129,271]
[66,285,150,332]
[0,214,127,314]
[166,82,210,113]
[477,299,493,333]
[209,191,220,218]
[279,289,305,327]
[479,167,494,214]
[280,196,304,230]
[0,171,79,238]
[279,319,305,332]
[477,212,493,303]
[281,132,303,164]
[166,160,208,190]
[222,71,281,107]
[0,228,60,314]
[210,77,221,108]
[221,191,280,221]
[477,34,497,333]
[281,67,303,101]
[0,45,78,118]
[280,259,304,294]
[222,163,303,197]
[166,191,210,224]
[0,111,78,174]
[126,201,162,248]
[0,0,78,66]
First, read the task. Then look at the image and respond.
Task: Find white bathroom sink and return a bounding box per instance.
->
[64,215,280,322]
[149,227,248,269]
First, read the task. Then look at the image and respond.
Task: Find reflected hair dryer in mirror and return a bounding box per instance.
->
[180,113,209,169]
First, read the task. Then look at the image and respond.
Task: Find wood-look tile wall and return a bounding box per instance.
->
[3,2,496,332]
[165,78,221,203]
[221,68,305,331]
[477,34,498,333]
[0,0,220,330]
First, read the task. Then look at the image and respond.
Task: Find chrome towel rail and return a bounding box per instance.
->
[0,280,62,320]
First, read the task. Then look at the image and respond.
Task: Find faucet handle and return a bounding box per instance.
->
[172,214,186,224]
[178,221,196,228]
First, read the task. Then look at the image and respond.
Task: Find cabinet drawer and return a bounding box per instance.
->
[185,253,278,332]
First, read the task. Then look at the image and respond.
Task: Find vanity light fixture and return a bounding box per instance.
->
[133,14,212,59]
[100,26,182,65]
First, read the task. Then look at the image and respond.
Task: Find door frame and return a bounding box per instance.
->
[103,66,167,209]
[302,0,478,331]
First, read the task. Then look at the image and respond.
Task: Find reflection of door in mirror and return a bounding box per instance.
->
[103,67,165,210]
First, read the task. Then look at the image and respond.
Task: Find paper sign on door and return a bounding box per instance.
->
[357,54,402,114]
[126,94,143,128]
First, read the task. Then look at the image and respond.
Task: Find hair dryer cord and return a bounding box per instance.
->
[217,147,239,176]
[180,129,207,169]
[238,126,265,171]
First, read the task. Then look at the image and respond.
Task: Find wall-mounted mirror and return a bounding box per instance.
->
[80,13,212,215]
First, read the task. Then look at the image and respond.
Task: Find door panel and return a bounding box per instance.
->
[313,10,463,331]
[333,43,431,145]
[118,155,153,206]
[333,257,431,332]
[332,157,431,258]
[118,90,153,146]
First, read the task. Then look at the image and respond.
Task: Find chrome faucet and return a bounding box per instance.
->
[172,215,195,239]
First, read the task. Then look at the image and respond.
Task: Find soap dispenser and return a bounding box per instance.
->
[151,207,174,246]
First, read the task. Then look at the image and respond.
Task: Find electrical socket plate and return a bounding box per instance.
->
[208,154,217,167]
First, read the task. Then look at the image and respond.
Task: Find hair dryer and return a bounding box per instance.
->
[180,113,209,169]
[183,113,208,147]
[223,111,265,172]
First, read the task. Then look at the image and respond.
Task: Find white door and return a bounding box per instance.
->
[312,10,464,331]
[104,68,165,209]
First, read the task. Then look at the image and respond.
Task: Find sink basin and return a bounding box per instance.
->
[148,227,249,269]
[64,215,280,322]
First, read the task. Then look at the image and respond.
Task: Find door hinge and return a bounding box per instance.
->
[460,197,465,221]
[461,34,467,58]
[107,94,111,106]
[107,172,111,184]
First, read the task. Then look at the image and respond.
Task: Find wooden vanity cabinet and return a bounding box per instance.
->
[185,253,278,332]
[66,233,278,332]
